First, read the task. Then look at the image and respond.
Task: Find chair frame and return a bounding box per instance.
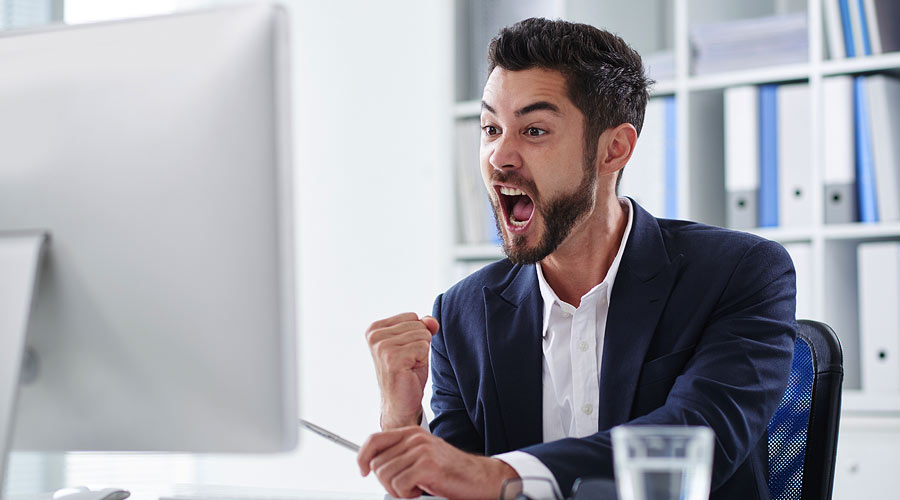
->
[791,319,844,500]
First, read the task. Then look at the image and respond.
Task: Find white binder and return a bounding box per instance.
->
[823,76,857,224]
[848,0,867,56]
[857,241,900,393]
[777,83,814,227]
[724,85,759,229]
[867,75,900,222]
[823,0,846,58]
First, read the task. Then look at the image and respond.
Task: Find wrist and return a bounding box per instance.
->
[487,457,519,497]
[380,407,422,430]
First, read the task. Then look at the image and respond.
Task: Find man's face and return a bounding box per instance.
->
[480,67,597,264]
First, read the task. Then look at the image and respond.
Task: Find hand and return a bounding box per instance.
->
[358,426,518,499]
[366,312,440,429]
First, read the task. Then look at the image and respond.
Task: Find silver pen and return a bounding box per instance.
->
[298,418,360,452]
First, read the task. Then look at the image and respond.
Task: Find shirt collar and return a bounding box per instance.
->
[535,197,634,338]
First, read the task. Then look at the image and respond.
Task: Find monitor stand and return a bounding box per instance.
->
[0,232,48,496]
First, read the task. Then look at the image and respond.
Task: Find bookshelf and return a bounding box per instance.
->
[450,0,900,497]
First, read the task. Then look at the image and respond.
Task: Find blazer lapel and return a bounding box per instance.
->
[483,264,544,452]
[598,201,683,431]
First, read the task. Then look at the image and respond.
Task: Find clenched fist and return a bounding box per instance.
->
[366,312,440,429]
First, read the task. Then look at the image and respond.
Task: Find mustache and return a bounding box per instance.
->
[490,170,540,202]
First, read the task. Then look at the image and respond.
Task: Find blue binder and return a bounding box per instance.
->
[664,96,678,219]
[854,76,878,222]
[839,0,856,57]
[758,84,779,228]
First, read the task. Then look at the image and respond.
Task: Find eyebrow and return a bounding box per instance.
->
[481,100,561,117]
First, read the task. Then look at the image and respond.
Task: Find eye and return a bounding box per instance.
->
[482,125,500,137]
[525,127,547,137]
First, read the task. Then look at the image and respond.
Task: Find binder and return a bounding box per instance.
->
[847,0,866,56]
[823,0,846,58]
[758,84,779,227]
[784,243,813,320]
[839,0,857,57]
[724,85,759,229]
[663,96,678,219]
[621,98,665,217]
[856,0,873,55]
[854,76,879,222]
[857,241,900,392]
[823,76,857,224]
[776,83,814,227]
[867,75,900,222]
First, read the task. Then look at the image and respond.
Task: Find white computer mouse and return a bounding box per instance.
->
[53,487,130,500]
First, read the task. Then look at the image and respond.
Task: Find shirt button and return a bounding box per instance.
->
[578,341,589,352]
[562,311,572,318]
[582,404,593,415]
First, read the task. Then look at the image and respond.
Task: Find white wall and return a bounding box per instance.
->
[191,0,453,494]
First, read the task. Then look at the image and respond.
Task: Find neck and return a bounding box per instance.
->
[540,196,628,307]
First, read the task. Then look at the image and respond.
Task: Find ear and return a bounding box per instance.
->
[596,123,637,176]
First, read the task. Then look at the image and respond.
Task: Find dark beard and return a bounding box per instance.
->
[490,158,597,265]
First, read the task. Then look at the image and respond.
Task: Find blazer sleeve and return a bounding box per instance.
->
[520,239,798,494]
[428,293,485,454]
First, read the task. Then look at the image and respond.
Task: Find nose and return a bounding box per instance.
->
[485,133,522,171]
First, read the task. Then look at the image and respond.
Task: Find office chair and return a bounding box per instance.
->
[767,319,844,500]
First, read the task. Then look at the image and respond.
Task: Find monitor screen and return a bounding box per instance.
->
[0,4,297,455]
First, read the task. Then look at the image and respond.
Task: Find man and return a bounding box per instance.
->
[359,18,796,500]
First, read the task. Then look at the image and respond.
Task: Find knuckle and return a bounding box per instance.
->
[383,349,403,367]
[372,343,385,360]
[407,432,430,447]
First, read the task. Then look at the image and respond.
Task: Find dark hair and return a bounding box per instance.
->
[487,18,652,189]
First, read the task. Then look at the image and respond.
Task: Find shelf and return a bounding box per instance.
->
[449,54,900,108]
[748,226,814,243]
[453,243,503,261]
[822,51,900,77]
[687,62,811,91]
[842,390,900,415]
[823,222,900,240]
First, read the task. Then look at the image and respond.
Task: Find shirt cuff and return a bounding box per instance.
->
[493,451,561,499]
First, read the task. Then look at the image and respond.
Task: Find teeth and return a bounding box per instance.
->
[509,214,529,227]
[499,186,526,196]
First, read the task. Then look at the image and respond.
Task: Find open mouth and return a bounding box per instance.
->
[495,185,535,232]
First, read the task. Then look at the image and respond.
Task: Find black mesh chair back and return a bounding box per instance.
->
[767,319,843,500]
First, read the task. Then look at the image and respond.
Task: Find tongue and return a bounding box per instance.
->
[512,196,534,221]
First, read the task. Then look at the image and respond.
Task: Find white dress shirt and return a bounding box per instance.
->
[494,198,633,495]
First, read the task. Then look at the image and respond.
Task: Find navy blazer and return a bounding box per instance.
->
[429,201,797,500]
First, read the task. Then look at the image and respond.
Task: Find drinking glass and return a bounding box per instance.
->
[611,425,714,500]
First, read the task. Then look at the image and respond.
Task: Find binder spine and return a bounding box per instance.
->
[759,84,779,228]
[854,76,879,222]
[857,0,873,55]
[839,0,857,56]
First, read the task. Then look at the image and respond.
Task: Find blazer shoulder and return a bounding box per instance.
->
[657,218,790,267]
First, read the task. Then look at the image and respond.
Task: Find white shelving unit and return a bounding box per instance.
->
[451,0,900,497]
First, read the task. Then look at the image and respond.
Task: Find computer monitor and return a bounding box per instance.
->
[0,2,297,486]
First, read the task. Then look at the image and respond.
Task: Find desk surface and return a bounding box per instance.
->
[163,484,441,500]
